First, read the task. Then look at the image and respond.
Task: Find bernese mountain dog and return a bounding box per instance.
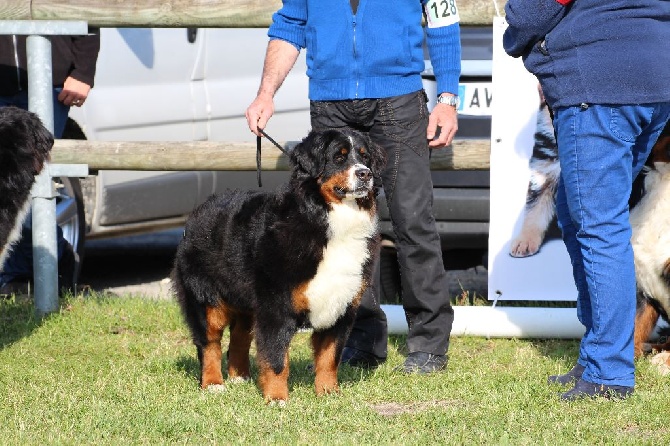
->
[0,106,53,269]
[632,120,670,374]
[172,128,386,403]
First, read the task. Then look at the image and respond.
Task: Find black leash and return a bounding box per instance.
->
[256,128,288,187]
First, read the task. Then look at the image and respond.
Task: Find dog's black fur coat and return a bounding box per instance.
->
[172,128,386,402]
[0,106,53,268]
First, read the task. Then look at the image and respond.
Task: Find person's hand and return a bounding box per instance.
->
[245,93,275,136]
[58,76,91,107]
[427,103,458,148]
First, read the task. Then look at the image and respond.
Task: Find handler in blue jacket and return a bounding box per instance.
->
[504,0,670,400]
[246,0,462,374]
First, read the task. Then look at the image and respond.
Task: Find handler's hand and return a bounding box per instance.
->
[245,94,275,136]
[58,76,91,107]
[427,103,458,148]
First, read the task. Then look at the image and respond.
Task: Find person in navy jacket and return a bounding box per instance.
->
[504,0,670,400]
[246,0,462,374]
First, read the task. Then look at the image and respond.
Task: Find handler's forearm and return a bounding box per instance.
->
[257,39,300,99]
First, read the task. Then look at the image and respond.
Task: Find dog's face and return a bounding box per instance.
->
[289,129,386,202]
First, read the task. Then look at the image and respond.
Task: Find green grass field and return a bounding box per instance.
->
[1,295,669,445]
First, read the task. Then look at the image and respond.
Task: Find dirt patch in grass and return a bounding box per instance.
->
[369,399,464,416]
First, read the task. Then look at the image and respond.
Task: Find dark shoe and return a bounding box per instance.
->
[340,347,386,369]
[548,363,585,386]
[398,351,448,375]
[560,378,633,401]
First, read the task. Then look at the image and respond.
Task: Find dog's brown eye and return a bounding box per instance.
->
[334,147,348,163]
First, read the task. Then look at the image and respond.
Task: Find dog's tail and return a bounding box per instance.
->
[0,106,53,268]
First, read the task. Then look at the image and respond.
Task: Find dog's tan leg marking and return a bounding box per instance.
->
[258,352,290,403]
[637,263,670,356]
[201,305,229,390]
[227,313,253,381]
[311,332,340,396]
[634,302,659,359]
[291,282,310,313]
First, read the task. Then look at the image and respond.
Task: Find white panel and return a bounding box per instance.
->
[487,18,577,301]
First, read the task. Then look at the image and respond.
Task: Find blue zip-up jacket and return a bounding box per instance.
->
[268,0,461,101]
[503,0,670,109]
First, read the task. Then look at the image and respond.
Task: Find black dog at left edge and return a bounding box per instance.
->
[0,107,53,270]
[172,128,386,404]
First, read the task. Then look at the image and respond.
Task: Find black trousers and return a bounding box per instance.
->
[310,90,454,357]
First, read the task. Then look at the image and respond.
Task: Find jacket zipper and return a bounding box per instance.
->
[353,15,358,98]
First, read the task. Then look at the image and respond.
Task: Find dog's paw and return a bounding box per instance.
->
[650,351,670,376]
[266,398,288,407]
[227,376,250,384]
[509,231,543,258]
[315,384,340,397]
[205,384,227,393]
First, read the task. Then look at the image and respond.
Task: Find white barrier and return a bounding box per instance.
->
[383,305,586,339]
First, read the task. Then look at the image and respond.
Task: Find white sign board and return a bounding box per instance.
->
[487,17,577,302]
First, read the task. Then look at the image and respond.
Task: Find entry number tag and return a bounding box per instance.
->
[425,0,461,28]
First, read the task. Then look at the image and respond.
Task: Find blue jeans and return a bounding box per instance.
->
[554,103,670,388]
[0,89,70,287]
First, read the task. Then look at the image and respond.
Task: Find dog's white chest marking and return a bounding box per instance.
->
[630,162,670,313]
[306,201,377,330]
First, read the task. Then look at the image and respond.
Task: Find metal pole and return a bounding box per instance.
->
[1,20,89,315]
[27,35,59,315]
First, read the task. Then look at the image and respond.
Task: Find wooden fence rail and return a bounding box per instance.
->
[51,139,491,171]
[1,0,505,27]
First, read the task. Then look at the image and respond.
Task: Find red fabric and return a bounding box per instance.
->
[555,0,573,5]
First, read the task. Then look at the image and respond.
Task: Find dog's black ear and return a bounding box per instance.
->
[289,129,330,181]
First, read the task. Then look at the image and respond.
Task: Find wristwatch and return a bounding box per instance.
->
[436,94,460,108]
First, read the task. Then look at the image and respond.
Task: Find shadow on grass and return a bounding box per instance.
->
[528,338,581,363]
[175,355,200,383]
[0,296,43,350]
